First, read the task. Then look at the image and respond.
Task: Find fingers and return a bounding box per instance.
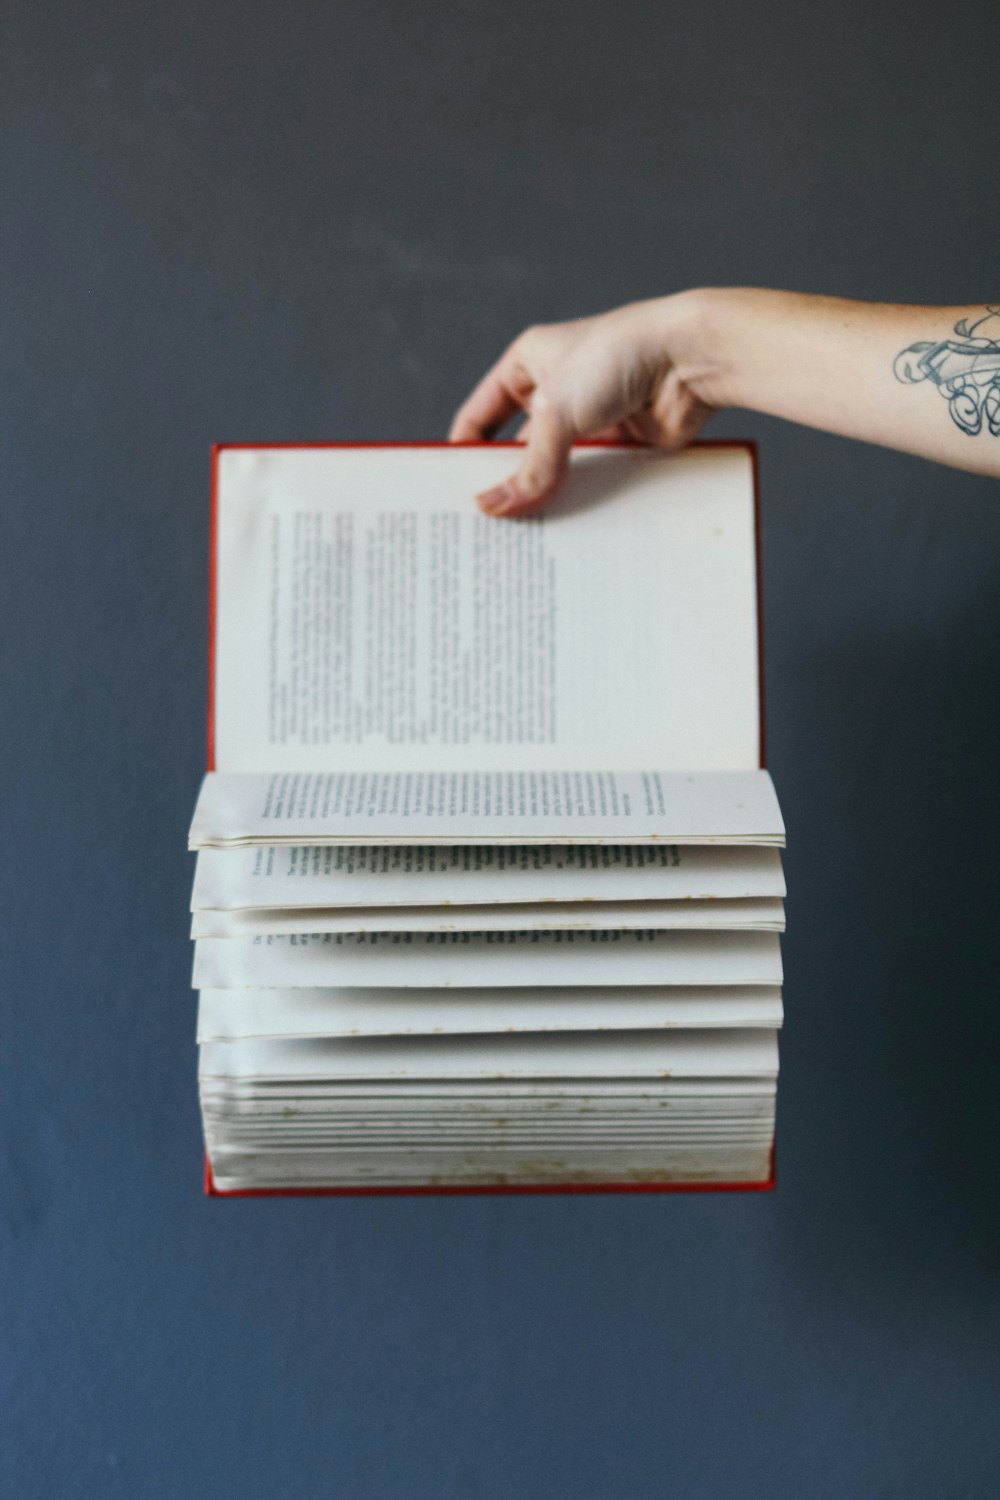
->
[587,421,644,442]
[449,345,535,441]
[449,370,520,441]
[477,399,574,517]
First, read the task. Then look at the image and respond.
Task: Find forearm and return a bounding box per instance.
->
[666,289,1000,478]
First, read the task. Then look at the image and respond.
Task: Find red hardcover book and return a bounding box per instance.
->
[199,441,778,1197]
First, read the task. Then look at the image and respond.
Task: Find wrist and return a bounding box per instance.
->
[647,287,765,410]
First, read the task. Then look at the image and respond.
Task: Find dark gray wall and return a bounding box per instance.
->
[2,3,998,1496]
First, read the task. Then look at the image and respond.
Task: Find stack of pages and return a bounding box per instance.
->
[190,443,786,1193]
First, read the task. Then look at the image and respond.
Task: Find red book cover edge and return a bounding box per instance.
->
[203,439,776,1199]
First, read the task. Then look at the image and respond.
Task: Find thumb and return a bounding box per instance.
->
[477,400,574,517]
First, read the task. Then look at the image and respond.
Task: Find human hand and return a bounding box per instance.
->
[451,289,1000,501]
[448,292,723,516]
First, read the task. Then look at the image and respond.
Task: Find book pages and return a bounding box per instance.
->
[193,443,786,1193]
[199,1028,779,1082]
[193,929,784,990]
[190,897,785,937]
[206,1145,775,1191]
[189,768,785,850]
[196,985,784,1041]
[213,445,760,776]
[191,842,786,911]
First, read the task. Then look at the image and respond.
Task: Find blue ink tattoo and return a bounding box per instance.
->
[894,307,1000,436]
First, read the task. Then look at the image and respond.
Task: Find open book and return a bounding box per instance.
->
[189,442,785,1193]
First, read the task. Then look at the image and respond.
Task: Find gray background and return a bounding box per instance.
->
[2,2,998,1496]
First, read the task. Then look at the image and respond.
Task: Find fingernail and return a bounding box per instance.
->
[477,481,524,516]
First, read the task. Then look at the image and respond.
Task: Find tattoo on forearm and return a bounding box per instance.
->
[894,307,1000,436]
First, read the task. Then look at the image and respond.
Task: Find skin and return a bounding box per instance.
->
[449,290,1000,516]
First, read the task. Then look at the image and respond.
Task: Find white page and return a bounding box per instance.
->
[192,929,783,989]
[205,1128,776,1150]
[207,1119,772,1142]
[202,1099,777,1125]
[196,984,784,1041]
[191,842,785,911]
[206,1128,775,1149]
[189,768,784,849]
[198,1027,779,1082]
[207,1142,775,1189]
[202,1095,774,1116]
[213,445,760,775]
[200,1077,778,1104]
[200,1093,777,1118]
[190,896,785,938]
[205,1109,775,1129]
[206,1152,779,1188]
[205,1125,775,1147]
[206,1127,776,1148]
[204,1115,775,1142]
